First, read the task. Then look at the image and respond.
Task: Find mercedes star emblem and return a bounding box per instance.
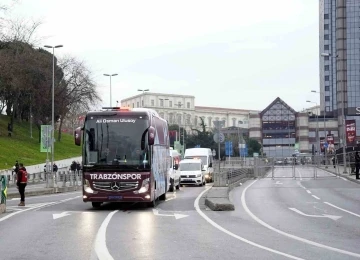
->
[110,182,120,191]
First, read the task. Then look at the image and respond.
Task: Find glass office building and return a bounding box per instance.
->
[319,0,360,138]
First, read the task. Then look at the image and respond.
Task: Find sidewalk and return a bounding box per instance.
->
[319,164,360,184]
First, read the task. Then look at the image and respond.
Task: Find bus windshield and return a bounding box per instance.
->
[83,114,150,169]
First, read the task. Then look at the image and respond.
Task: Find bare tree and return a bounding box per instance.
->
[56,56,101,141]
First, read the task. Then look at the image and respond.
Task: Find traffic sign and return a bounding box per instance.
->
[225,141,233,156]
[213,133,225,143]
[213,120,225,129]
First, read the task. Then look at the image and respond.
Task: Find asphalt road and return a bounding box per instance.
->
[1,166,359,260]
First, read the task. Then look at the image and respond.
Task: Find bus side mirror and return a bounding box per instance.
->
[74,127,82,146]
[148,126,155,145]
[209,162,212,167]
[174,164,178,170]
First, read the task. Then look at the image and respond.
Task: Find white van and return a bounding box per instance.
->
[184,148,213,182]
[168,148,181,192]
[179,159,205,186]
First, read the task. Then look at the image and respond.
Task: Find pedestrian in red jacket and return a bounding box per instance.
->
[17,163,28,206]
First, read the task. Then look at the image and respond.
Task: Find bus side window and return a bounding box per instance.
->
[89,128,95,151]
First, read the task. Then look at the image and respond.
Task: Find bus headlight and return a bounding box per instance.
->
[84,179,94,194]
[134,178,150,194]
[196,174,202,178]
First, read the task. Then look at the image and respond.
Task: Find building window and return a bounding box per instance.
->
[325,65,329,71]
[232,118,236,126]
[186,115,191,125]
[324,56,329,61]
[325,76,329,81]
[324,24,329,30]
[169,101,172,107]
[238,120,243,125]
[324,45,329,50]
[324,14,329,19]
[187,102,190,109]
[325,86,330,91]
[178,101,182,108]
[151,100,154,106]
[160,99,164,107]
[142,100,144,106]
[194,116,198,126]
[169,114,173,123]
[177,114,182,125]
[208,117,212,127]
[324,34,329,40]
[325,96,330,101]
[325,106,331,112]
[137,101,139,107]
[132,103,134,108]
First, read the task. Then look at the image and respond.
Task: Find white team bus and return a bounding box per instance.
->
[184,148,213,182]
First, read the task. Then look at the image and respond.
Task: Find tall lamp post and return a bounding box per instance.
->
[104,73,118,107]
[307,101,319,157]
[138,89,149,107]
[174,103,183,142]
[311,90,328,167]
[44,44,63,179]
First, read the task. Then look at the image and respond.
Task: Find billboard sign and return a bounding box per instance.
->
[345,120,356,146]
[320,137,325,153]
[326,134,335,154]
[40,125,51,152]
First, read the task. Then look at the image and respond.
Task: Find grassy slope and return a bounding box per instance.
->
[0,115,81,170]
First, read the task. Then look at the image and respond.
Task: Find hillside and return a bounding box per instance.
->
[0,115,81,170]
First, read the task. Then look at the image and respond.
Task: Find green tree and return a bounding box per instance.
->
[186,117,216,151]
[245,137,261,156]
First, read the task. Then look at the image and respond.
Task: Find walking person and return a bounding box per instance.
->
[355,151,360,180]
[16,163,28,206]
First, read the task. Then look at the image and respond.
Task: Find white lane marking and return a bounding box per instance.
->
[242,180,360,258]
[0,196,80,222]
[340,177,348,181]
[53,211,71,220]
[296,169,303,181]
[275,181,283,185]
[296,181,306,190]
[94,210,118,260]
[194,188,304,260]
[306,190,311,194]
[324,202,360,218]
[312,195,320,200]
[32,196,81,212]
[152,209,188,219]
[289,208,341,221]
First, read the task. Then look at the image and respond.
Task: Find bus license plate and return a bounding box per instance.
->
[108,196,122,200]
[183,179,192,181]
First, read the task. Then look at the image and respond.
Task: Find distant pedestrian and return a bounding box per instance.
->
[355,152,360,179]
[7,122,12,137]
[16,163,28,206]
[53,162,58,173]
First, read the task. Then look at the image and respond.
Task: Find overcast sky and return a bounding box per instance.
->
[7,0,320,112]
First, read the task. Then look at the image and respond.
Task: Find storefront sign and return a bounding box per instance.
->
[345,120,356,146]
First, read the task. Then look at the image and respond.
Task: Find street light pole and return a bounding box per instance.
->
[311,90,328,167]
[175,103,183,142]
[138,89,149,107]
[104,73,118,107]
[321,52,347,173]
[307,101,319,156]
[44,44,63,182]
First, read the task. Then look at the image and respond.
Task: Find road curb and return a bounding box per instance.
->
[204,177,252,211]
[320,168,360,184]
[6,186,81,200]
